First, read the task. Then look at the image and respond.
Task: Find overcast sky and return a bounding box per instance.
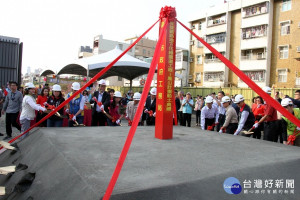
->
[1,0,221,74]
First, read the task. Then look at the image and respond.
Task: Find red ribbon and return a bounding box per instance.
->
[148,110,154,117]
[177,19,300,129]
[68,114,74,121]
[102,20,168,200]
[93,97,103,107]
[2,19,159,148]
[287,135,296,145]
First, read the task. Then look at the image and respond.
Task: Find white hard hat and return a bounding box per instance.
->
[71,82,80,90]
[234,94,244,103]
[150,88,157,95]
[133,92,141,100]
[205,96,213,103]
[281,98,293,107]
[25,82,35,89]
[114,91,122,98]
[52,84,61,91]
[97,79,106,85]
[262,86,271,94]
[221,96,231,103]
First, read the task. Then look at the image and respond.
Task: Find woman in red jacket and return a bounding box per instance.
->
[251,96,265,139]
[36,87,49,127]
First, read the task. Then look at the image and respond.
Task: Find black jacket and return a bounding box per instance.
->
[145,96,156,112]
[47,95,65,121]
[90,91,110,114]
[175,97,181,111]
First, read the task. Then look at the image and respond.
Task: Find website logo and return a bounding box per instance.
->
[223,177,242,194]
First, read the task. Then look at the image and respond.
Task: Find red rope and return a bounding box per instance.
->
[176,19,300,129]
[1,19,159,148]
[102,20,169,200]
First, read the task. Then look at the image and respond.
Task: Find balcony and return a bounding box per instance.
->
[241,37,267,50]
[207,15,226,27]
[242,2,269,18]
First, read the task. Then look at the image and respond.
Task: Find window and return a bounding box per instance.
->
[118,44,123,50]
[242,25,267,39]
[143,49,146,55]
[118,76,122,81]
[198,22,202,30]
[280,21,290,35]
[195,73,201,82]
[279,45,289,59]
[278,69,287,82]
[197,55,202,64]
[182,51,189,62]
[243,71,265,82]
[205,52,225,63]
[206,32,226,44]
[282,0,291,12]
[242,2,269,18]
[204,72,224,82]
[207,15,226,27]
[296,72,300,85]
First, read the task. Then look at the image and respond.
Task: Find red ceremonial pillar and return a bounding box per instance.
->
[155,6,177,140]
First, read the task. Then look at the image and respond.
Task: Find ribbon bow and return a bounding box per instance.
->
[287,135,297,145]
[93,97,102,107]
[148,110,154,117]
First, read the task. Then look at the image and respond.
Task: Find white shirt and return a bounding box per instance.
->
[200,104,219,130]
[234,110,249,135]
[20,95,46,121]
[96,92,104,112]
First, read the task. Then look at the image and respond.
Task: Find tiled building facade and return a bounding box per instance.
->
[189,0,300,88]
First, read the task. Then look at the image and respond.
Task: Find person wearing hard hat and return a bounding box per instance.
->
[215,91,226,132]
[127,90,134,103]
[1,81,22,140]
[233,94,255,136]
[279,98,300,146]
[251,96,265,139]
[182,92,194,127]
[252,87,277,141]
[90,79,110,126]
[36,87,50,127]
[144,88,157,125]
[19,83,47,138]
[65,82,86,127]
[219,96,238,134]
[102,91,124,126]
[126,92,142,126]
[200,96,219,131]
[46,84,65,127]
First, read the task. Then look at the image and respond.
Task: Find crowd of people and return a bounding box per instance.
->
[175,87,300,146]
[0,80,300,147]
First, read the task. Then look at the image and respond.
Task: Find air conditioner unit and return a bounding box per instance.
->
[189,57,194,62]
[188,75,193,79]
[297,46,300,52]
[190,40,194,45]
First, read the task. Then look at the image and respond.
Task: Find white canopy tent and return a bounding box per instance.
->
[57,46,151,88]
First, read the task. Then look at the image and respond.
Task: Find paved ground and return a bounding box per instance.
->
[0,114,21,140]
[0,126,299,200]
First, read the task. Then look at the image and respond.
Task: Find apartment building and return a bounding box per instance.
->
[124,37,157,60]
[189,0,300,88]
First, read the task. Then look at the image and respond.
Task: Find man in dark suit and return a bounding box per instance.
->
[90,79,110,126]
[145,88,156,125]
